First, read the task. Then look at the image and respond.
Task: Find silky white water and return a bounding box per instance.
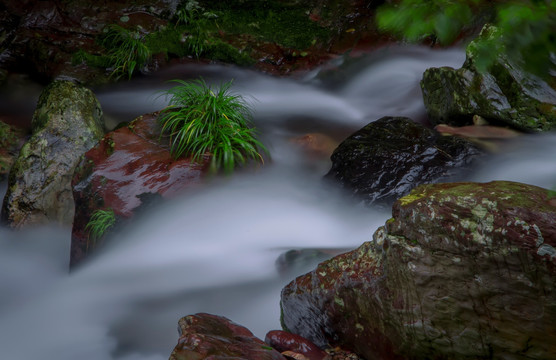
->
[1,45,554,360]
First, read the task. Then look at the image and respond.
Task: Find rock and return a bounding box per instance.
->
[169,313,286,360]
[266,330,329,360]
[290,133,339,159]
[324,116,483,206]
[1,80,104,228]
[70,112,208,267]
[421,24,556,132]
[0,0,176,83]
[280,181,556,360]
[434,124,521,139]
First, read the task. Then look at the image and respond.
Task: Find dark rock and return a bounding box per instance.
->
[280,181,556,360]
[324,116,483,206]
[421,25,556,132]
[169,313,286,360]
[2,80,104,228]
[70,112,208,267]
[265,330,328,360]
[0,0,176,83]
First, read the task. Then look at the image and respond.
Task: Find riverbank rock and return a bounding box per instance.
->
[421,25,556,132]
[280,181,556,359]
[324,116,484,206]
[0,0,176,83]
[169,313,286,360]
[70,112,208,267]
[1,80,104,228]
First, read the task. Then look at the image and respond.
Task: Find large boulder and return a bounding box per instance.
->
[324,116,483,206]
[169,313,286,360]
[281,181,556,360]
[421,25,556,132]
[1,80,104,228]
[70,112,208,267]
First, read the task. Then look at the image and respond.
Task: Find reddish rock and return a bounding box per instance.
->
[265,330,329,360]
[169,313,286,360]
[70,112,209,267]
[281,181,556,360]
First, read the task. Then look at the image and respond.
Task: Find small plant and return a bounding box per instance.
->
[100,24,151,79]
[85,208,116,243]
[157,78,267,173]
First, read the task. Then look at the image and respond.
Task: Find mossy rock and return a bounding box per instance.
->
[421,24,556,132]
[281,181,556,359]
[1,80,104,228]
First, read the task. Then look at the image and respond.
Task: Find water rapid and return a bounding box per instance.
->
[1,45,554,360]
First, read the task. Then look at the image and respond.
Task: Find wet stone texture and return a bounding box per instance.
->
[324,116,484,207]
[169,313,286,360]
[281,181,556,360]
[70,112,208,267]
[1,80,104,228]
[421,25,556,132]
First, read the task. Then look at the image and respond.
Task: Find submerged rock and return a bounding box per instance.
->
[70,112,208,267]
[169,313,286,360]
[1,80,104,228]
[280,181,556,359]
[325,116,483,206]
[421,25,556,132]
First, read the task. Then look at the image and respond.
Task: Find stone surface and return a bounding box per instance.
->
[324,116,483,206]
[421,25,556,132]
[0,0,177,83]
[169,313,286,360]
[265,330,329,360]
[1,80,104,228]
[70,112,208,267]
[281,181,556,360]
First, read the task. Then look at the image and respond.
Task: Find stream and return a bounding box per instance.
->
[1,45,555,360]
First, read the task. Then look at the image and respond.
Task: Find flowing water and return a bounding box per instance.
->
[1,45,555,360]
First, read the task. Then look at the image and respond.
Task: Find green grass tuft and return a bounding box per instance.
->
[100,25,152,80]
[85,208,116,243]
[157,78,267,173]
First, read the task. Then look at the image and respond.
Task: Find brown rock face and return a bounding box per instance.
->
[169,313,286,360]
[281,181,556,360]
[70,112,208,267]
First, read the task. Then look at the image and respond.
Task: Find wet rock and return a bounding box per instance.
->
[266,330,329,360]
[70,112,208,267]
[280,181,556,360]
[290,133,339,159]
[169,313,286,360]
[0,0,176,83]
[1,80,104,228]
[421,25,556,132]
[324,116,483,206]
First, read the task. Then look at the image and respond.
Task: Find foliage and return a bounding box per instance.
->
[85,208,116,243]
[376,0,556,77]
[100,24,152,80]
[205,1,329,50]
[0,121,14,147]
[157,78,267,173]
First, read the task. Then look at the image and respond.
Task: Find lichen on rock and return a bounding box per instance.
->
[1,80,104,228]
[280,181,556,360]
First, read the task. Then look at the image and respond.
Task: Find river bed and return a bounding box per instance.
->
[0,45,555,360]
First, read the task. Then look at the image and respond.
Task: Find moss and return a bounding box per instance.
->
[206,3,329,50]
[398,191,427,206]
